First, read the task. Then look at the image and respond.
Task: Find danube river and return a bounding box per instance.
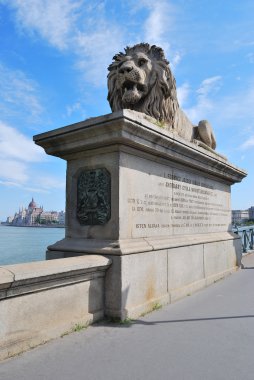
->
[0,226,65,265]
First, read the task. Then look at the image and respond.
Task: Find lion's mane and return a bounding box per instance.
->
[107,43,216,149]
[107,43,179,127]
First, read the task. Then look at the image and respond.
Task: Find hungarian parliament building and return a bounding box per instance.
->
[6,198,65,226]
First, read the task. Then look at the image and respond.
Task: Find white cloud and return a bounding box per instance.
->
[234,39,254,48]
[2,0,125,87]
[4,0,82,50]
[130,0,182,71]
[247,53,254,64]
[2,0,182,89]
[0,63,43,122]
[138,0,178,61]
[0,160,28,183]
[184,76,222,123]
[177,83,190,107]
[0,165,65,192]
[35,175,65,190]
[171,52,182,69]
[0,180,49,193]
[0,121,44,163]
[0,180,22,188]
[214,82,254,125]
[143,1,172,44]
[197,76,222,97]
[66,102,81,117]
[74,26,125,86]
[179,76,254,154]
[240,136,254,150]
[0,121,46,187]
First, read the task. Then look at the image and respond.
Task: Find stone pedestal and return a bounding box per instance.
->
[34,110,246,319]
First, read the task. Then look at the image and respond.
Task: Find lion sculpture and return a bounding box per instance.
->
[107,43,216,150]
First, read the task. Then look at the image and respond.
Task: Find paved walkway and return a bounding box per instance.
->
[1,253,254,380]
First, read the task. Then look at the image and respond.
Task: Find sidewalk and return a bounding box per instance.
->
[1,253,254,380]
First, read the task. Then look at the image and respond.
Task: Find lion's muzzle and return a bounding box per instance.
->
[117,62,147,106]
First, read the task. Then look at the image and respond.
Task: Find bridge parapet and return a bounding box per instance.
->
[0,255,111,361]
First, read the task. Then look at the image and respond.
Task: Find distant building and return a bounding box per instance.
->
[6,198,65,227]
[249,206,254,220]
[6,216,14,224]
[39,211,59,224]
[232,206,254,225]
[58,211,65,225]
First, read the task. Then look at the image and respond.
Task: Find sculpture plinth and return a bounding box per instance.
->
[34,110,246,319]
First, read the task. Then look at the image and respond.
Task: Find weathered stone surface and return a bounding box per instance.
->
[167,240,241,303]
[0,268,14,292]
[33,110,245,183]
[104,238,241,319]
[119,152,231,239]
[204,239,242,279]
[168,245,204,290]
[105,251,169,319]
[46,232,241,257]
[108,43,216,149]
[34,110,246,320]
[0,256,111,360]
[34,110,246,246]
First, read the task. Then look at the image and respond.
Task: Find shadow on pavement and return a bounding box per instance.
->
[94,314,254,329]
[133,314,254,325]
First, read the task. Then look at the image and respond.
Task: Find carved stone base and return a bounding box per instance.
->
[34,110,246,319]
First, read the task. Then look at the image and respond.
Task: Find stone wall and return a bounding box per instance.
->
[104,233,242,319]
[0,256,111,361]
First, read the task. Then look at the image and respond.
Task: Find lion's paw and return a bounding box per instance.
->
[197,120,216,150]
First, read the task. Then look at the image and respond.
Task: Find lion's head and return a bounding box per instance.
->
[107,43,179,126]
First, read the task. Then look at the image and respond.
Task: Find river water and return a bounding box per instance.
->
[0,226,65,265]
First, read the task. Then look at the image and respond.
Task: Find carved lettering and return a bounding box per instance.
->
[126,170,230,236]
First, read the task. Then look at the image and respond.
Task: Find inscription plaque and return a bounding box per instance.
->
[120,155,232,239]
[77,168,111,225]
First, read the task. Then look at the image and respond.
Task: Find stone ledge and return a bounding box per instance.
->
[0,255,111,299]
[34,110,246,184]
[47,232,241,257]
[0,268,14,291]
[0,255,112,361]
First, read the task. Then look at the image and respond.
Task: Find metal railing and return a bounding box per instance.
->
[233,225,254,253]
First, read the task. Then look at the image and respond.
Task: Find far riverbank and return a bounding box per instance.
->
[1,224,64,228]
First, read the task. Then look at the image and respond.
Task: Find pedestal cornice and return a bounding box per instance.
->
[34,110,246,185]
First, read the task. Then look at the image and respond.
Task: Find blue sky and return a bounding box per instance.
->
[0,0,253,221]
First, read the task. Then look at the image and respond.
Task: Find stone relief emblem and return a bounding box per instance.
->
[107,43,216,150]
[77,168,111,225]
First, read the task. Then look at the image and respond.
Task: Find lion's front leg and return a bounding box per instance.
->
[195,120,216,150]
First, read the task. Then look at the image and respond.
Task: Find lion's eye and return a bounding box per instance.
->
[138,59,147,67]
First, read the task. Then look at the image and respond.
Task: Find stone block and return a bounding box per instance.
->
[204,241,233,278]
[167,245,204,290]
[105,250,169,319]
[0,256,111,361]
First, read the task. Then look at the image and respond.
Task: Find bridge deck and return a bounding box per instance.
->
[1,253,254,380]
